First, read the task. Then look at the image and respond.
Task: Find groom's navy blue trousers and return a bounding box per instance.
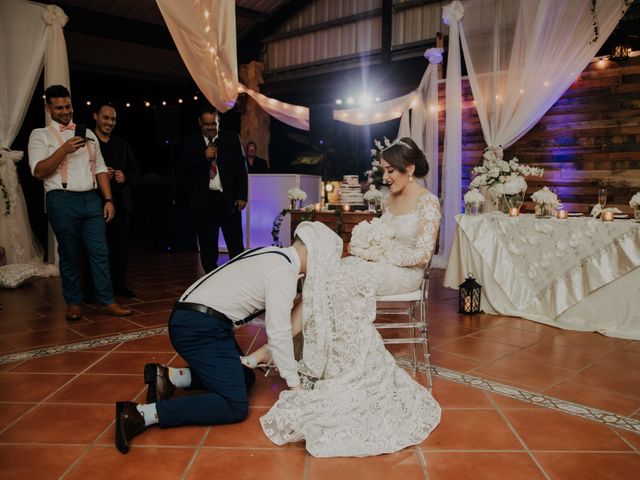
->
[156,309,255,427]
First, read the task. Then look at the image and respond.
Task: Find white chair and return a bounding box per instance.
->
[374,259,433,388]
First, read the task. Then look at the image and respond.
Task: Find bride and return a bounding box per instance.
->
[244,137,441,457]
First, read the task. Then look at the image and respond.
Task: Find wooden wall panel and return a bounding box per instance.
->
[448,56,640,215]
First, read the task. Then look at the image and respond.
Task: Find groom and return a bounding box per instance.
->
[115,241,307,454]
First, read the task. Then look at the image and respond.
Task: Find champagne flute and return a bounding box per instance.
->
[597,188,607,207]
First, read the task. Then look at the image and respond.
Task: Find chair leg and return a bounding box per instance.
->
[409,305,417,369]
[421,301,432,390]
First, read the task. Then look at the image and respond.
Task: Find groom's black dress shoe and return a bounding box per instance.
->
[115,401,145,454]
[144,363,175,403]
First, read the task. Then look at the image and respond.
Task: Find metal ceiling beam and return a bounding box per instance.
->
[236,6,269,21]
[59,4,176,50]
[237,0,315,63]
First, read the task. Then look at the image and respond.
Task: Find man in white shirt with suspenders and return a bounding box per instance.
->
[28,85,131,321]
[114,238,308,454]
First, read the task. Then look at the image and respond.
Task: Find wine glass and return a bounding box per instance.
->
[597,188,607,207]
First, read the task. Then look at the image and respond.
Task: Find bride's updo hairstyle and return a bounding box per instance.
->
[380,137,429,178]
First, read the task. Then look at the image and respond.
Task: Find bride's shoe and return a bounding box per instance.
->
[240,346,275,376]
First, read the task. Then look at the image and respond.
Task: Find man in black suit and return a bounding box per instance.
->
[245,141,270,173]
[180,106,248,273]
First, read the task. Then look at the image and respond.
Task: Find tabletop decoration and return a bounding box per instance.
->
[590,204,622,218]
[630,192,640,219]
[463,188,484,215]
[470,146,543,211]
[363,185,383,212]
[287,187,307,210]
[531,187,560,218]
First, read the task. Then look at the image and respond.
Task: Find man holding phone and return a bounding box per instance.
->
[28,84,131,321]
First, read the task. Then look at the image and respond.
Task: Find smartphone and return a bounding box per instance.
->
[74,124,87,139]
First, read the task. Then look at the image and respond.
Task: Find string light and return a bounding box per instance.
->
[125,102,131,108]
[178,98,183,104]
[335,99,343,105]
[86,100,92,106]
[144,101,150,107]
[193,95,199,101]
[162,101,167,106]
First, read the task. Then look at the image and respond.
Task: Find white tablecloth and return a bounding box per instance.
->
[444,213,640,340]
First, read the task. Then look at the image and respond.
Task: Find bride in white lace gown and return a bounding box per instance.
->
[249,138,441,457]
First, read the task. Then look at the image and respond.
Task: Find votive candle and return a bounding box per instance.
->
[508,207,519,217]
[314,203,321,212]
[557,210,568,219]
[602,211,614,221]
[343,204,351,212]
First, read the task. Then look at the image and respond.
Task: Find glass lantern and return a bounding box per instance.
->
[458,274,482,315]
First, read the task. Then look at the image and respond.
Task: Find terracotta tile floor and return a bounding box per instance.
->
[0,249,639,479]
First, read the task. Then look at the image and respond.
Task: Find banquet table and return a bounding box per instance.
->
[443,213,640,340]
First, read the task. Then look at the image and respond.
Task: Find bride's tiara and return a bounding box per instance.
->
[382,138,411,151]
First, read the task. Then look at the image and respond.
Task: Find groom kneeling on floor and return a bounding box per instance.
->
[114,240,307,454]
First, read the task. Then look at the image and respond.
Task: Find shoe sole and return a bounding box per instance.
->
[114,402,129,454]
[144,364,158,404]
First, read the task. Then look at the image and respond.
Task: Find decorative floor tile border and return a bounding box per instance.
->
[0,327,168,365]
[430,365,640,435]
[1,333,639,436]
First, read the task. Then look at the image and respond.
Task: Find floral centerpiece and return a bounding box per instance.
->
[287,187,307,210]
[365,137,392,187]
[630,192,640,219]
[470,146,543,211]
[463,188,484,215]
[349,217,395,262]
[363,185,383,211]
[531,187,560,217]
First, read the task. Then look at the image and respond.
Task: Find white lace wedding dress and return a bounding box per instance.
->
[260,192,442,457]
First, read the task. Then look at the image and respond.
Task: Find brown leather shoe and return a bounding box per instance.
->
[144,363,176,403]
[115,401,146,454]
[65,304,82,321]
[99,303,132,317]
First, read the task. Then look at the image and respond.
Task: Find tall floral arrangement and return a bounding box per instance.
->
[470,146,544,195]
[365,137,392,188]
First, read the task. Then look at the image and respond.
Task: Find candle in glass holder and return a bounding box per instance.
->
[343,203,351,212]
[314,203,321,212]
[602,211,614,221]
[557,210,568,220]
[508,207,519,217]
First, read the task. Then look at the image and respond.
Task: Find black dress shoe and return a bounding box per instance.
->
[144,363,176,403]
[115,288,136,298]
[115,401,145,454]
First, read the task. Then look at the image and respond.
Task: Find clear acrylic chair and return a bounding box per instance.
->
[374,259,433,388]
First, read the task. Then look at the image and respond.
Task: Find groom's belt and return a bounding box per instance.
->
[173,302,262,327]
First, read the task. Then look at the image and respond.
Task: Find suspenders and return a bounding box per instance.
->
[46,125,96,189]
[180,247,292,323]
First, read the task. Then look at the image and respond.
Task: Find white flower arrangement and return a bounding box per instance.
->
[630,192,640,207]
[590,204,622,218]
[463,188,484,205]
[365,137,392,187]
[363,185,383,204]
[349,217,395,262]
[531,187,560,207]
[287,187,307,201]
[470,146,543,195]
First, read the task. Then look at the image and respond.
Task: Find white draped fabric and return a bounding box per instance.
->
[444,214,640,340]
[156,0,238,112]
[397,49,442,196]
[459,0,628,150]
[0,0,69,148]
[436,1,464,268]
[437,0,628,268]
[239,84,309,130]
[0,0,68,281]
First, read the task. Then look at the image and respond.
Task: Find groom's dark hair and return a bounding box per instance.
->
[381,137,429,178]
[44,84,71,104]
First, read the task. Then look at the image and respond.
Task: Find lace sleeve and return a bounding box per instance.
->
[383,193,441,267]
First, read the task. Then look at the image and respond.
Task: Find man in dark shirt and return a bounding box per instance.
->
[245,141,270,174]
[89,102,139,297]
